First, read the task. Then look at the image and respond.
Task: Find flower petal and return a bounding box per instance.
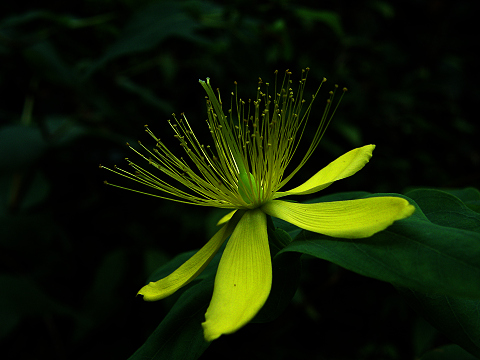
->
[202,209,272,341]
[262,197,415,238]
[275,145,375,198]
[138,211,243,301]
[216,210,237,226]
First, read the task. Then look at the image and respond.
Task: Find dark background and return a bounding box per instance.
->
[0,0,477,359]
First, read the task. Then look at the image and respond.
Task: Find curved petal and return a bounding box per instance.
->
[262,197,415,238]
[275,145,375,198]
[216,210,237,226]
[138,211,244,301]
[202,209,272,341]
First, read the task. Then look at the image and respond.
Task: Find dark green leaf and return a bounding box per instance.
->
[115,76,175,114]
[293,8,344,37]
[128,278,212,360]
[280,192,480,298]
[253,251,301,323]
[0,171,50,216]
[0,125,46,170]
[398,287,480,358]
[434,188,480,214]
[89,1,203,74]
[0,274,71,338]
[45,116,87,146]
[419,344,479,360]
[23,41,77,86]
[406,188,480,232]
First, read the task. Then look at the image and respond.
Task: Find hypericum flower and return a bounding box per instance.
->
[100,69,414,341]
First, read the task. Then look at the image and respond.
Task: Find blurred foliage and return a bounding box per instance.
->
[0,0,477,359]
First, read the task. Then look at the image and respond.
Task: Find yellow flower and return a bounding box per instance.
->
[100,69,414,342]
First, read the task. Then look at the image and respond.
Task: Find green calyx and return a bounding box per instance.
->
[238,171,261,205]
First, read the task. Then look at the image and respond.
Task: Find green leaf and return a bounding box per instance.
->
[0,10,112,29]
[406,188,480,232]
[45,116,87,146]
[128,278,212,360]
[419,344,479,360]
[279,191,480,298]
[253,251,301,323]
[115,76,175,114]
[430,187,480,214]
[0,125,46,170]
[293,8,344,38]
[0,274,71,338]
[74,249,128,341]
[0,171,50,216]
[23,41,77,86]
[88,1,204,75]
[398,287,480,358]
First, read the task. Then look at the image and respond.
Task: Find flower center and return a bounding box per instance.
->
[100,69,346,210]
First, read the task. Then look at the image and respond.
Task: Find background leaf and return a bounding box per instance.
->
[419,344,479,360]
[398,287,480,358]
[128,278,212,360]
[88,1,205,75]
[253,250,301,323]
[0,125,46,170]
[406,188,480,232]
[0,274,72,339]
[280,191,480,298]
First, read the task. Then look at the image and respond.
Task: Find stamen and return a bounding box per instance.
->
[102,69,345,209]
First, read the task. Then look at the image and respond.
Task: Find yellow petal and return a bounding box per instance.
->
[262,197,415,238]
[138,211,243,301]
[216,210,237,226]
[275,145,375,198]
[202,209,272,341]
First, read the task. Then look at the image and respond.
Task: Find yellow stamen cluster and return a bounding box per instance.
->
[100,69,346,209]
